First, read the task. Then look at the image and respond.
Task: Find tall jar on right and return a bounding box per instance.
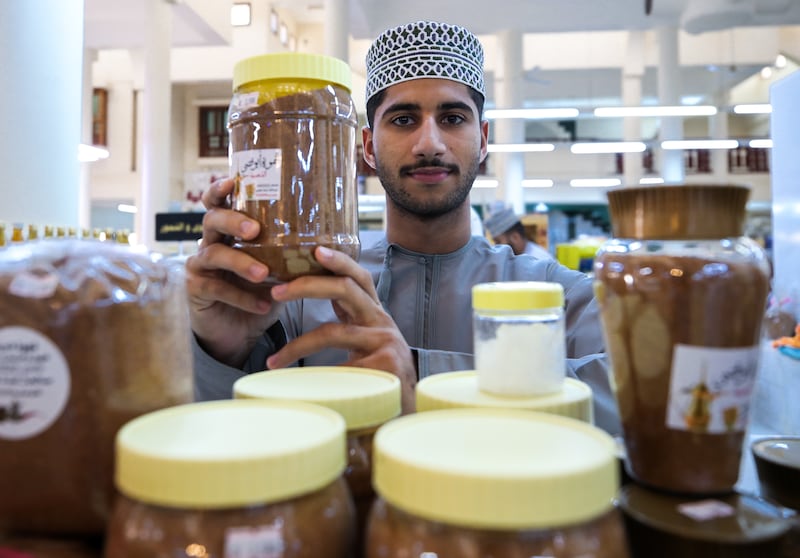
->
[593,184,771,494]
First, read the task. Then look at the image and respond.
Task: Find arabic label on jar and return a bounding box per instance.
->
[232,148,282,202]
[666,344,760,434]
[0,326,71,440]
[224,524,285,558]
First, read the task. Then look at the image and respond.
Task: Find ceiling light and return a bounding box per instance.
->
[522,179,554,188]
[117,204,138,214]
[639,177,665,185]
[485,108,580,119]
[749,139,773,149]
[78,144,109,162]
[761,67,773,79]
[775,54,787,69]
[230,3,251,27]
[733,104,772,114]
[570,178,621,188]
[473,179,498,189]
[594,105,717,117]
[661,139,739,150]
[570,142,647,154]
[487,143,555,153]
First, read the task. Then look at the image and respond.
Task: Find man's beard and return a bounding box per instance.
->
[376,157,480,219]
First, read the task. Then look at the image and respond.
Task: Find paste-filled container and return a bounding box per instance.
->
[228,52,360,282]
[594,184,770,494]
[366,408,629,557]
[104,399,356,558]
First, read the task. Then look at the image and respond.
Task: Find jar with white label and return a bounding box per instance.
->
[104,399,356,558]
[593,184,771,494]
[228,52,360,283]
[472,281,566,396]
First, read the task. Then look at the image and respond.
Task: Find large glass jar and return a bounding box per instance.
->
[366,408,630,558]
[594,184,771,494]
[228,52,360,283]
[104,399,356,558]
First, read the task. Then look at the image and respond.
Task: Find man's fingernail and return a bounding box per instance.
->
[240,221,257,235]
[317,246,332,259]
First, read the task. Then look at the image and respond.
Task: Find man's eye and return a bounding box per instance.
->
[443,114,466,125]
[391,115,414,126]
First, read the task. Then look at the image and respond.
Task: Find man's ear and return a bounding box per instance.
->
[362,126,377,170]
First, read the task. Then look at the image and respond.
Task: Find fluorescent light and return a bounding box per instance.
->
[570,141,647,154]
[639,177,665,185]
[117,204,138,214]
[570,178,621,188]
[473,179,498,189]
[661,139,739,150]
[594,105,717,117]
[231,3,251,26]
[485,108,580,119]
[749,139,773,149]
[487,143,555,153]
[522,179,554,188]
[733,104,772,114]
[78,144,109,162]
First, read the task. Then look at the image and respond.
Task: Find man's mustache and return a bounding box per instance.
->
[400,159,459,174]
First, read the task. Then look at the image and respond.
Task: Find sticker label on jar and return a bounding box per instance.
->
[224,525,285,558]
[666,344,759,434]
[232,149,282,202]
[0,326,71,440]
[232,92,261,111]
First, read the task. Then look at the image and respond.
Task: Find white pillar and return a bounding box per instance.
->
[494,29,525,214]
[710,91,729,181]
[623,31,645,186]
[138,0,173,250]
[79,48,97,232]
[324,0,349,61]
[0,0,84,226]
[657,26,685,184]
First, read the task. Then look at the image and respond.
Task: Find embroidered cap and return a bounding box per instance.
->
[365,21,486,103]
[484,207,521,238]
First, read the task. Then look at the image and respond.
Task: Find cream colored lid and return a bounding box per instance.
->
[373,408,618,530]
[416,371,593,423]
[115,399,346,509]
[233,366,402,430]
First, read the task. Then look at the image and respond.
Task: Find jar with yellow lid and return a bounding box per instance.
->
[366,408,630,558]
[228,52,360,283]
[416,370,594,423]
[473,281,566,396]
[104,399,356,558]
[233,366,402,556]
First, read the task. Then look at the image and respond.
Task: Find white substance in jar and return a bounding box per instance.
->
[475,319,566,396]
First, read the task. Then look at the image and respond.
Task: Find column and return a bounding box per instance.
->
[657,26,685,184]
[623,31,645,186]
[138,0,173,250]
[0,0,84,226]
[325,0,349,61]
[79,48,97,232]
[494,29,525,214]
[710,91,729,181]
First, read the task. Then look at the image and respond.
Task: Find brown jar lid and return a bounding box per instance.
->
[606,184,750,240]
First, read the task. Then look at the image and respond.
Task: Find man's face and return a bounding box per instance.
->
[493,231,525,255]
[362,79,488,219]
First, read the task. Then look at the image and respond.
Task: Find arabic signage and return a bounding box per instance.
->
[155,212,204,241]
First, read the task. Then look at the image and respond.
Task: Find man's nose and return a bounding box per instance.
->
[412,117,446,158]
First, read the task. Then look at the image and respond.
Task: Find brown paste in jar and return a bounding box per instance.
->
[229,86,360,282]
[595,252,769,493]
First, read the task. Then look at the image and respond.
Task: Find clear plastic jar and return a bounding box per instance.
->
[366,408,630,558]
[228,52,360,283]
[104,400,356,558]
[233,366,401,557]
[472,281,566,396]
[594,184,771,494]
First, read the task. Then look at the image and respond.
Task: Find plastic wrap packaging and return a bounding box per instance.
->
[0,240,193,536]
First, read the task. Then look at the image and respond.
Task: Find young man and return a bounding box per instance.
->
[484,206,554,260]
[186,20,620,434]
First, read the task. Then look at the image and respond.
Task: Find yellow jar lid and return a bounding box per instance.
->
[233,52,353,92]
[373,408,617,530]
[233,366,401,430]
[472,281,564,311]
[115,399,346,509]
[416,371,594,423]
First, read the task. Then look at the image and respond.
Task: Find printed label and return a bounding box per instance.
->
[232,149,282,202]
[677,499,736,521]
[666,344,759,434]
[0,326,70,440]
[224,525,285,558]
[232,92,261,111]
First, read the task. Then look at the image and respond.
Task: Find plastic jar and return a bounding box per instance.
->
[593,184,771,494]
[472,281,566,396]
[233,366,401,554]
[366,408,630,558]
[228,52,360,283]
[104,399,356,558]
[416,370,594,423]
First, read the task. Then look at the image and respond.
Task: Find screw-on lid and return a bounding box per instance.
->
[233,52,353,92]
[233,366,402,430]
[115,400,346,509]
[606,184,750,240]
[373,408,617,530]
[416,371,593,423]
[472,281,564,311]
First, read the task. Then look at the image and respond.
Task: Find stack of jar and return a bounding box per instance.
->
[593,184,795,557]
